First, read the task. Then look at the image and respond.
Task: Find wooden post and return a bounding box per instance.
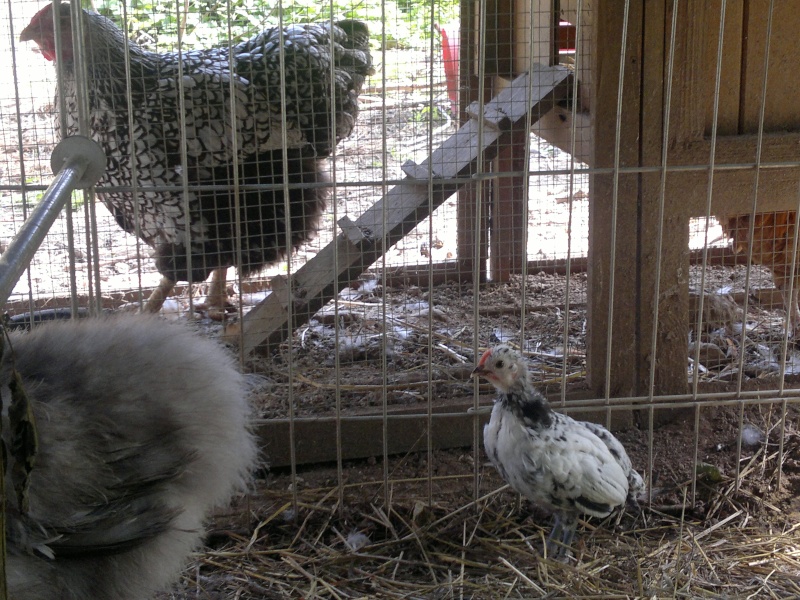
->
[491,124,528,281]
[589,0,700,409]
[456,0,490,282]
[588,0,644,399]
[638,0,691,416]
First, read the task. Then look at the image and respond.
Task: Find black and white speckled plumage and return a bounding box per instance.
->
[473,345,644,558]
[20,3,372,284]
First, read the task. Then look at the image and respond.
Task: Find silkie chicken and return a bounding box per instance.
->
[3,316,257,599]
[20,3,372,315]
[473,345,645,560]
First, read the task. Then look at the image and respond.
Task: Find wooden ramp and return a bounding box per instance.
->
[241,64,573,355]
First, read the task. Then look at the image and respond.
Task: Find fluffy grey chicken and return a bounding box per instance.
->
[20,3,372,313]
[3,316,257,599]
[473,345,644,559]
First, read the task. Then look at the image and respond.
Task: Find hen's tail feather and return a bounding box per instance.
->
[334,19,374,77]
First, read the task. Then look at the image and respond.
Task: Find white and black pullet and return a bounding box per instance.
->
[473,345,645,558]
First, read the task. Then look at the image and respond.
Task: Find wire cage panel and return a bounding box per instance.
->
[1,0,799,597]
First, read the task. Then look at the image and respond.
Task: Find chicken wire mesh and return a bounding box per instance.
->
[2,0,800,597]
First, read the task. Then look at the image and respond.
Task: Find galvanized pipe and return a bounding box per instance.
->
[0,136,105,307]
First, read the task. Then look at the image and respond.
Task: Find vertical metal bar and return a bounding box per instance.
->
[380,0,391,511]
[472,0,489,506]
[691,2,727,499]
[735,0,775,392]
[327,6,346,516]
[560,0,584,407]
[647,0,679,501]
[426,0,437,507]
[730,0,776,492]
[174,0,195,316]
[6,0,35,319]
[119,2,146,309]
[64,3,93,309]
[647,0,681,505]
[647,0,679,402]
[691,0,731,500]
[72,6,102,316]
[223,0,244,363]
[518,0,537,371]
[272,1,300,515]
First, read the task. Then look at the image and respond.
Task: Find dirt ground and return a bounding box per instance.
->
[150,399,800,598]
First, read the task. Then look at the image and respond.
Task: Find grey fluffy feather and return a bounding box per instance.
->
[2,316,257,599]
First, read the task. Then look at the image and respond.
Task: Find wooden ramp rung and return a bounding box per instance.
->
[240,65,574,354]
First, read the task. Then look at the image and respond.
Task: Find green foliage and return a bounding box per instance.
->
[410,104,448,124]
[93,0,459,50]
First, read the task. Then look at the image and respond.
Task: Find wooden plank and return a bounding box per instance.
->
[587,0,643,400]
[659,131,800,216]
[638,0,690,407]
[491,110,528,281]
[256,411,489,468]
[256,393,635,468]
[530,109,593,165]
[704,0,743,136]
[665,167,800,217]
[674,131,800,167]
[240,66,574,354]
[740,1,800,132]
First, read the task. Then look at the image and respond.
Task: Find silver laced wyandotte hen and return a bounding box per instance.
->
[3,316,258,599]
[473,345,645,560]
[20,3,373,314]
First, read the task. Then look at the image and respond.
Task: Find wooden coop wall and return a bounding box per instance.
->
[589,0,800,405]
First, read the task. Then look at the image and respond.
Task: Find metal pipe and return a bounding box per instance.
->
[0,136,105,307]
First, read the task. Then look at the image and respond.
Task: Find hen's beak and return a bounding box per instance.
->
[471,365,486,377]
[19,24,37,42]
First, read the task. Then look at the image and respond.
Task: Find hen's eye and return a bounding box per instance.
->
[496,360,504,369]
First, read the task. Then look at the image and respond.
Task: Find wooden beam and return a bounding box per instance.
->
[637,0,690,409]
[256,410,489,468]
[491,111,528,281]
[240,66,574,354]
[587,0,644,399]
[666,133,800,216]
[256,393,635,468]
[456,0,491,282]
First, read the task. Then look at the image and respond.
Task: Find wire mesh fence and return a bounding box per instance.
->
[2,0,800,597]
